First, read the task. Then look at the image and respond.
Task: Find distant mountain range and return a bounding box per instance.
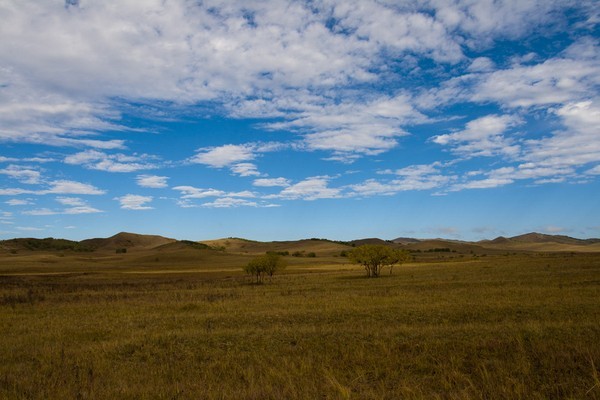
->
[1,231,599,254]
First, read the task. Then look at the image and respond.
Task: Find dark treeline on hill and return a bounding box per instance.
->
[1,238,95,253]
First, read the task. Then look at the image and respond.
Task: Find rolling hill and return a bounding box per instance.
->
[1,231,599,260]
[80,232,176,251]
[200,237,352,256]
[477,232,600,252]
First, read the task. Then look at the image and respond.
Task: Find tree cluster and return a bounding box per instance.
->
[243,253,286,283]
[348,245,410,277]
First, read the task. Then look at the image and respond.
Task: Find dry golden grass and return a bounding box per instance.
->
[1,252,599,399]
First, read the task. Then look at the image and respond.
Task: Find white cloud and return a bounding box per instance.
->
[0,188,35,196]
[430,0,574,45]
[351,162,453,196]
[190,143,287,175]
[22,197,102,215]
[55,197,86,207]
[173,186,226,199]
[0,165,42,184]
[273,176,342,200]
[115,194,154,210]
[418,37,599,111]
[201,198,259,208]
[0,0,592,166]
[45,180,105,195]
[253,177,290,187]
[55,197,101,213]
[190,144,258,168]
[0,0,596,203]
[449,163,575,192]
[63,205,102,214]
[468,57,495,72]
[432,114,522,157]
[22,208,58,216]
[0,156,55,163]
[5,199,32,206]
[136,174,169,188]
[523,101,600,169]
[0,180,105,196]
[200,197,279,208]
[450,177,514,191]
[472,58,599,108]
[172,186,255,206]
[230,163,261,177]
[330,1,464,63]
[265,94,425,159]
[64,150,157,172]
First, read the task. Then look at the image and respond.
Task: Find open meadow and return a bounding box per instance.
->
[1,244,600,399]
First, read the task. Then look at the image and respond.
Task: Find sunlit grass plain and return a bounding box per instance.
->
[1,251,599,399]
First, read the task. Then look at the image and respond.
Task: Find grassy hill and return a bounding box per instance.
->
[0,237,95,253]
[200,237,352,256]
[80,232,176,252]
[477,232,600,252]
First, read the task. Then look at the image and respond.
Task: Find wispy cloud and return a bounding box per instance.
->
[5,199,33,206]
[253,177,290,187]
[432,114,522,158]
[271,176,342,201]
[0,180,105,196]
[173,186,256,200]
[22,197,102,215]
[229,163,261,177]
[114,194,154,210]
[351,163,454,196]
[0,165,42,184]
[64,150,158,172]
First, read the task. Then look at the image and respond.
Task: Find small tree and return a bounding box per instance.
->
[348,245,410,277]
[243,253,286,283]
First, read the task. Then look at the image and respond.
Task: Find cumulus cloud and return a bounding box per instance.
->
[272,176,342,200]
[351,162,453,196]
[266,94,426,159]
[191,144,256,168]
[172,185,255,208]
[432,114,522,157]
[115,194,154,210]
[0,0,597,212]
[0,165,42,184]
[190,142,287,175]
[2,0,586,159]
[136,174,169,188]
[523,101,600,169]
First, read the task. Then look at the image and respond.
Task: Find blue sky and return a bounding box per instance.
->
[1,0,599,241]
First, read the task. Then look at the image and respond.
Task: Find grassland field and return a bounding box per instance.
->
[1,247,599,399]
